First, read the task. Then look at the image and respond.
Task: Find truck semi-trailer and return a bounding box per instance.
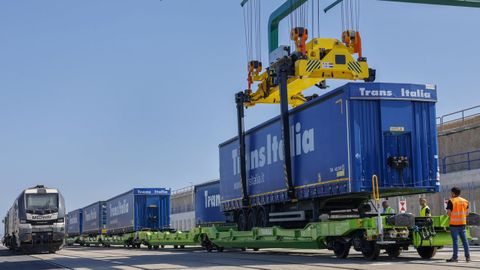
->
[195,180,226,225]
[106,188,170,235]
[82,201,106,236]
[66,209,82,237]
[220,82,439,230]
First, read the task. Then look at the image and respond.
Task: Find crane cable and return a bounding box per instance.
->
[242,0,262,89]
[340,0,362,58]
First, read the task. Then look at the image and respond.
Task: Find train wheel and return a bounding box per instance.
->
[386,246,401,258]
[416,246,437,259]
[237,211,248,231]
[332,240,351,259]
[361,241,380,260]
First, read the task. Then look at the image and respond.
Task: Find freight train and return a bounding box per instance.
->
[66,188,171,246]
[220,82,440,230]
[2,185,66,253]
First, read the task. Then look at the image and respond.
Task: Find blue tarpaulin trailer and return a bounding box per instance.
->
[219,82,439,227]
[82,201,106,236]
[66,209,82,237]
[195,180,226,225]
[105,188,170,235]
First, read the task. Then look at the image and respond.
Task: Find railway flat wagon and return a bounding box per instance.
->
[195,180,226,226]
[82,201,106,236]
[66,209,82,237]
[106,188,171,235]
[219,82,440,229]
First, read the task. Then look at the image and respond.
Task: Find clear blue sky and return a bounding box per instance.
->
[0,0,479,217]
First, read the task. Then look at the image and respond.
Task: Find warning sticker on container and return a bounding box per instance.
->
[390,126,405,132]
[322,62,334,69]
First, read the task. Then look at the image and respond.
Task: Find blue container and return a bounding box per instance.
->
[219,82,439,211]
[82,201,106,235]
[66,209,82,236]
[105,188,170,234]
[195,180,226,225]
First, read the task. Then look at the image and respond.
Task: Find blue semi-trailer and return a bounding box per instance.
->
[82,201,106,236]
[66,209,82,237]
[195,180,226,225]
[220,82,439,229]
[105,188,170,235]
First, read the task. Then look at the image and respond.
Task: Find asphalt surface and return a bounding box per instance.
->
[1,244,479,270]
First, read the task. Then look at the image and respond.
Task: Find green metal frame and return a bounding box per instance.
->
[242,0,480,53]
[67,215,468,252]
[380,0,480,8]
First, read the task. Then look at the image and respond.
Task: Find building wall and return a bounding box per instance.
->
[170,186,195,231]
[170,211,195,231]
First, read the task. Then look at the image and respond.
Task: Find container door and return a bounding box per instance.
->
[146,197,159,230]
[383,132,413,187]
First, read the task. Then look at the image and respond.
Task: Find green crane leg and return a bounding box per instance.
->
[268,0,308,53]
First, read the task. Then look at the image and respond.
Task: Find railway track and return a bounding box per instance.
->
[1,245,479,270]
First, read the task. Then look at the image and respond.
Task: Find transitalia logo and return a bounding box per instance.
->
[358,87,432,98]
[85,208,97,222]
[204,190,220,208]
[69,216,78,224]
[109,200,129,217]
[231,122,315,176]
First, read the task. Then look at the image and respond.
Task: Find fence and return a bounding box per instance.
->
[437,105,480,128]
[440,149,480,174]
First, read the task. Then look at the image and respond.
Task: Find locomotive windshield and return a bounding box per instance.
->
[26,194,59,213]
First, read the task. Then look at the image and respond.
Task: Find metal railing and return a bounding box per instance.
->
[440,149,480,174]
[437,105,480,127]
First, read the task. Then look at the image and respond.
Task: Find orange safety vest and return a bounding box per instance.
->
[449,196,469,226]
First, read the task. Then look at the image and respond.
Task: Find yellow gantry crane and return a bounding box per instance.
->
[236,0,372,204]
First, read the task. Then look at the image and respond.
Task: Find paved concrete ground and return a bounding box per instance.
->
[1,244,479,270]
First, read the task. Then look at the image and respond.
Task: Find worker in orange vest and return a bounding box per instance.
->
[446,186,470,263]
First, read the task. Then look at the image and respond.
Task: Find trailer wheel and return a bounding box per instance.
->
[237,211,248,231]
[256,208,269,228]
[386,246,401,258]
[361,241,380,260]
[333,241,351,259]
[247,210,256,231]
[416,246,437,259]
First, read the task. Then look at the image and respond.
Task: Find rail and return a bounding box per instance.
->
[436,105,480,127]
[440,149,480,174]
